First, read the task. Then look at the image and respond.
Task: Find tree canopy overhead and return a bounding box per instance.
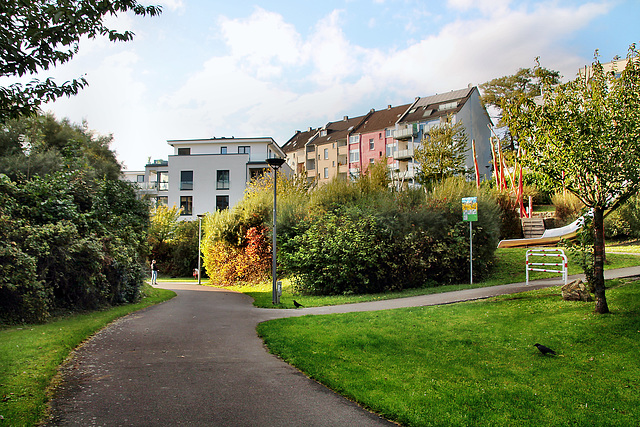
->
[503,44,640,314]
[0,0,162,123]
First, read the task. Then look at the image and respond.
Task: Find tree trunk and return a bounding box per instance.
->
[592,207,609,313]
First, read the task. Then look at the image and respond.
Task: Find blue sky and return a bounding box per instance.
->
[35,0,640,170]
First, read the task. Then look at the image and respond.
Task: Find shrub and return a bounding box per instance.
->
[552,191,584,225]
[604,193,640,239]
[281,178,500,295]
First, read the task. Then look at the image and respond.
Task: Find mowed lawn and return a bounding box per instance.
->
[258,280,640,426]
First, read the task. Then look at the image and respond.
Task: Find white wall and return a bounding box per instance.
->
[168,153,250,220]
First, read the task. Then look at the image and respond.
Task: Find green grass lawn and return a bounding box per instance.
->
[220,248,640,309]
[257,279,640,426]
[0,285,176,427]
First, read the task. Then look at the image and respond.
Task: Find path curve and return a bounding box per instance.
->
[46,266,640,426]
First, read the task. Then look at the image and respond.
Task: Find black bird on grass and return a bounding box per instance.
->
[293,300,304,308]
[534,343,556,356]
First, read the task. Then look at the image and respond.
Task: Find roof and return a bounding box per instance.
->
[352,104,412,135]
[399,87,477,124]
[281,128,318,153]
[312,114,370,147]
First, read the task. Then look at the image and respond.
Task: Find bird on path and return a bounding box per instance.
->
[293,300,304,308]
[534,343,556,356]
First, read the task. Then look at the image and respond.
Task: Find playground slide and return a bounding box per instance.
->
[497,216,586,248]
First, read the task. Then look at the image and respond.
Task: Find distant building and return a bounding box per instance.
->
[124,137,289,220]
[282,86,493,187]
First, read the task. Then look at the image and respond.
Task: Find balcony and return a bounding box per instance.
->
[338,163,349,174]
[393,148,414,160]
[394,126,418,140]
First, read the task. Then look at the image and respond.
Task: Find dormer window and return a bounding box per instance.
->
[320,129,327,137]
[438,102,457,111]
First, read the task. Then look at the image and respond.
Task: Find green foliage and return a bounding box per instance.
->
[0,0,162,123]
[413,116,469,189]
[605,193,640,239]
[281,177,500,295]
[0,114,122,180]
[503,44,640,313]
[480,64,562,149]
[0,115,149,324]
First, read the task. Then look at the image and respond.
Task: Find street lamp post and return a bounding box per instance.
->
[266,157,286,305]
[197,214,204,285]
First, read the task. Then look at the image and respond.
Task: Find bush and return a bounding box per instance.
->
[552,191,584,225]
[280,178,500,295]
[605,193,640,240]
[0,172,149,324]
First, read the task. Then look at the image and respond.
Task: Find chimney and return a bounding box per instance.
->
[343,115,348,121]
[388,105,392,109]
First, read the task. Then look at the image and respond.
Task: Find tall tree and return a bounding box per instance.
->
[0,0,161,123]
[414,116,469,189]
[480,64,561,149]
[503,45,640,314]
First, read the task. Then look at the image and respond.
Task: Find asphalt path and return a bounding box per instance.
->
[46,266,640,426]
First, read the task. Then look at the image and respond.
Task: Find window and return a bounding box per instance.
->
[369,138,374,150]
[320,129,327,137]
[238,146,250,154]
[324,148,329,159]
[370,158,375,164]
[324,167,329,179]
[217,170,230,190]
[216,195,229,211]
[220,146,227,154]
[349,134,359,144]
[177,147,191,155]
[180,171,193,190]
[349,149,359,163]
[385,129,392,137]
[438,101,457,111]
[180,196,193,215]
[157,171,169,191]
[386,142,397,157]
[136,175,145,183]
[157,196,168,206]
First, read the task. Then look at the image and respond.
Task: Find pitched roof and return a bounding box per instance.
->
[399,87,477,124]
[281,127,318,153]
[352,104,412,134]
[312,114,369,146]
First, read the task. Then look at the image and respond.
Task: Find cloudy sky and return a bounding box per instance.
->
[38,0,639,170]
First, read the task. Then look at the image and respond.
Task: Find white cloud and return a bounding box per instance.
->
[39,1,614,169]
[218,7,303,77]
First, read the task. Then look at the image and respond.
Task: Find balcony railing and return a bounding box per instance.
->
[393,148,414,160]
[394,126,418,140]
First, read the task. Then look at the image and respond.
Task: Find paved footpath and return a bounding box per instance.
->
[46,267,640,426]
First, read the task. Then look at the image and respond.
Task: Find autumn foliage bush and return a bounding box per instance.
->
[202,172,501,295]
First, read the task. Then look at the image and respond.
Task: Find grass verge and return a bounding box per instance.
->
[217,248,640,309]
[0,284,176,426]
[257,279,640,426]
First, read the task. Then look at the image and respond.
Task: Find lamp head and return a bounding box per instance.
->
[266,157,286,169]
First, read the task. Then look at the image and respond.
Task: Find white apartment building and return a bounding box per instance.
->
[127,137,289,220]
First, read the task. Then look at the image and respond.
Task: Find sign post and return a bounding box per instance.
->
[462,197,478,284]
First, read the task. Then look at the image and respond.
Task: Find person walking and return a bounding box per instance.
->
[151,260,159,285]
